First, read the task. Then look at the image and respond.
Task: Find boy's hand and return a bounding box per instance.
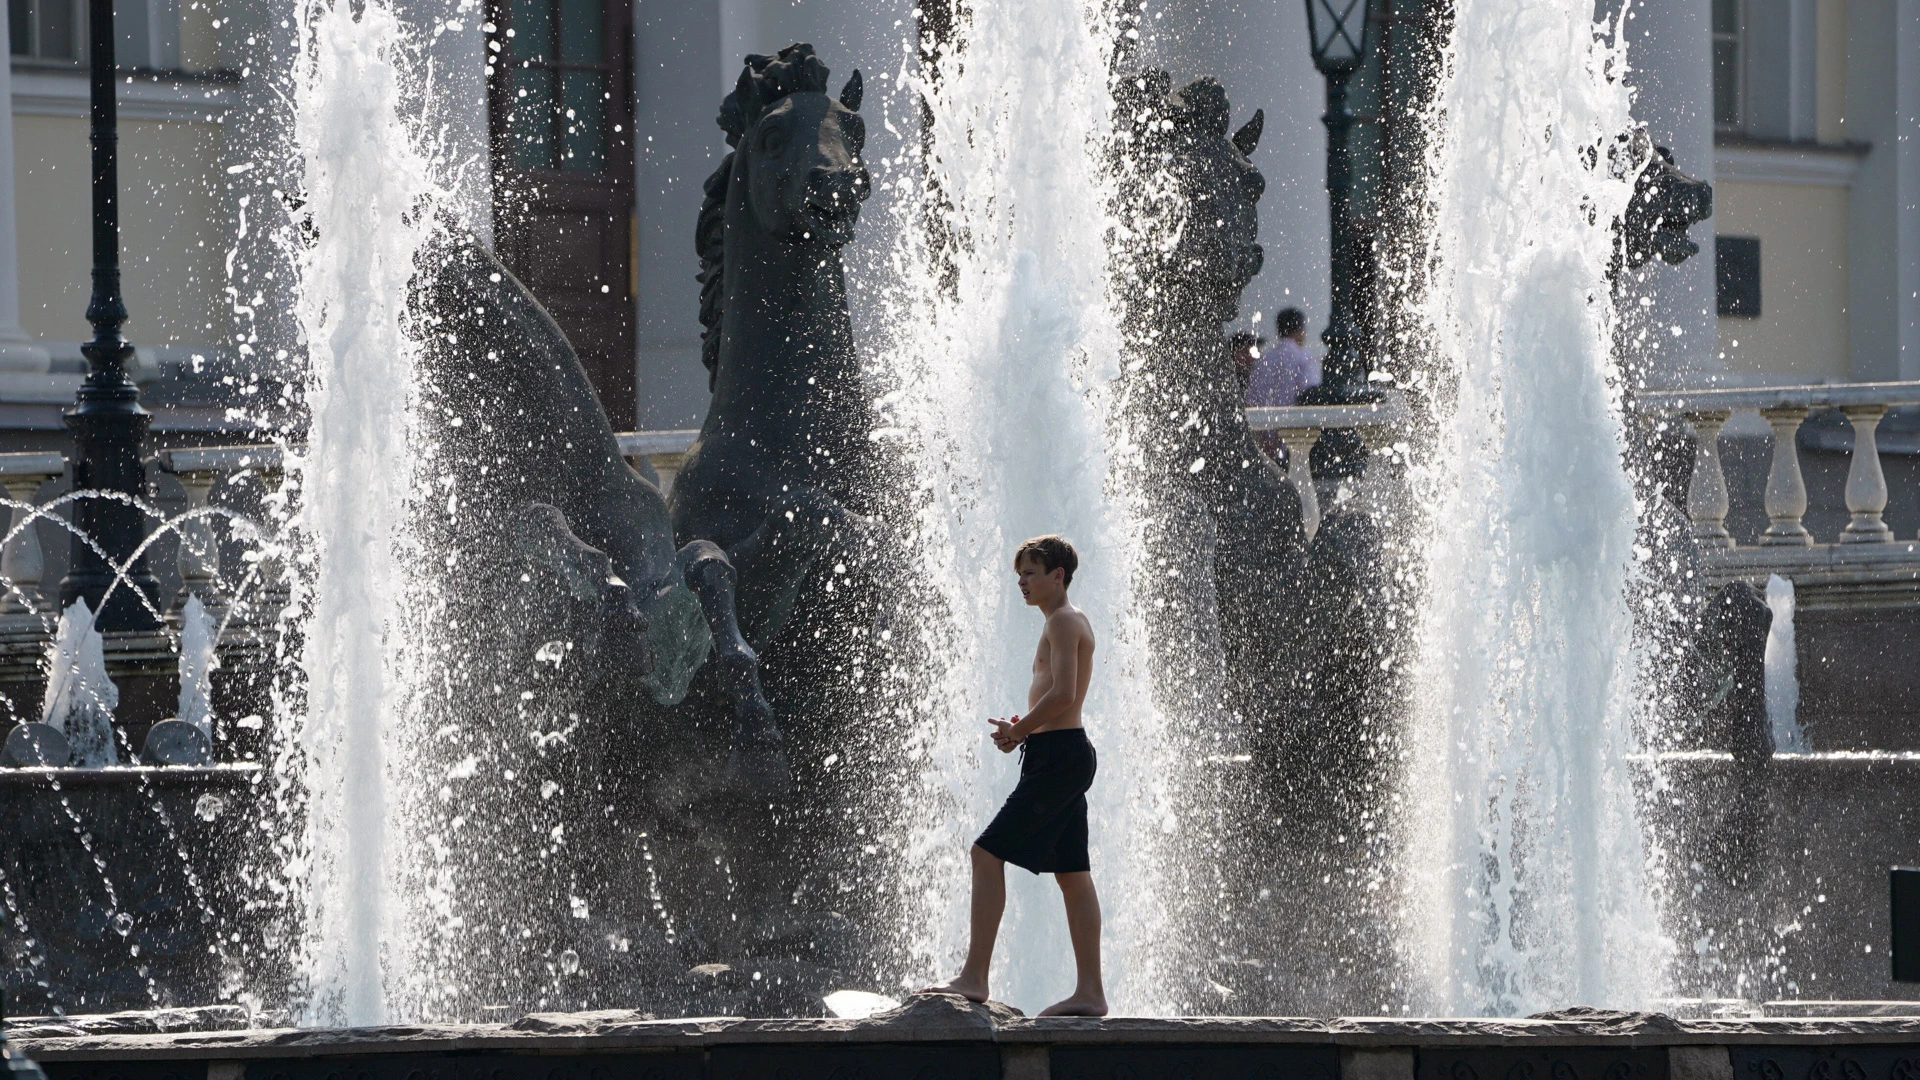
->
[989,716,1022,753]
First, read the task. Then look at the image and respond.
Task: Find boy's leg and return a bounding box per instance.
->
[1039,871,1107,1016]
[922,843,1006,1002]
[962,843,1008,982]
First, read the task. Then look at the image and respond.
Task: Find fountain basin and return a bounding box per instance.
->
[19,1004,1920,1080]
[1650,752,1920,1004]
[1,764,263,1015]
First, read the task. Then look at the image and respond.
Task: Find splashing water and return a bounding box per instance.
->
[882,3,1175,1014]
[1765,574,1804,752]
[282,0,443,1027]
[1401,0,1665,1014]
[177,596,218,737]
[41,598,119,767]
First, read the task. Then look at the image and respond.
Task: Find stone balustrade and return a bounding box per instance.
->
[615,429,702,496]
[15,381,1913,623]
[609,402,1411,546]
[0,451,67,621]
[1637,382,1920,609]
[156,444,283,615]
[1247,392,1412,541]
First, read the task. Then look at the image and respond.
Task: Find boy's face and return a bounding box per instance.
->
[1015,553,1066,606]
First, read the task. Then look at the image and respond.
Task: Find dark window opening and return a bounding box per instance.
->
[1711,0,1742,129]
[9,0,79,60]
[497,0,614,173]
[485,0,635,427]
[1716,235,1761,318]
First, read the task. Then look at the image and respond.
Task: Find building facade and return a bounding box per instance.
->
[1,0,1913,440]
[1709,0,1919,385]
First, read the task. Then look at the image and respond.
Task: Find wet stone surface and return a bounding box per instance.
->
[0,767,261,1015]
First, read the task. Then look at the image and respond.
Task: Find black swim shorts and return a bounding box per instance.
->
[975,727,1097,875]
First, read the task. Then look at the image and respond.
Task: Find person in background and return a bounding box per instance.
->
[1228,331,1265,394]
[1246,307,1319,407]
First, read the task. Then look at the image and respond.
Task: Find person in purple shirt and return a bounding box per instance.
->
[1245,307,1320,407]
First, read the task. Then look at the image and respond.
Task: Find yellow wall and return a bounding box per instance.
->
[1713,178,1851,382]
[14,112,226,347]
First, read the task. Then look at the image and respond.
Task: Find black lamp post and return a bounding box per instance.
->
[60,0,160,630]
[1301,0,1378,408]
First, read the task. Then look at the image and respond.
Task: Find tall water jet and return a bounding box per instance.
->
[1402,0,1665,1014]
[281,0,443,1027]
[882,4,1176,1014]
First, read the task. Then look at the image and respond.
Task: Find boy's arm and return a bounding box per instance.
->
[1007,615,1081,740]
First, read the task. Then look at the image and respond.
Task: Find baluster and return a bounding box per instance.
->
[1839,403,1893,543]
[0,460,61,615]
[171,467,222,611]
[648,451,686,498]
[1684,409,1734,549]
[1276,428,1322,544]
[1758,405,1812,546]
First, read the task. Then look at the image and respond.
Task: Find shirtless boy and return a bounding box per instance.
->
[924,535,1105,1017]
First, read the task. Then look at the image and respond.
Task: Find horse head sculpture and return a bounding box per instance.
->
[1613,130,1713,277]
[1113,71,1267,329]
[698,44,872,389]
[721,45,870,247]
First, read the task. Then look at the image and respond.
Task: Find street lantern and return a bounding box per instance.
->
[60,0,160,630]
[1298,0,1378,446]
[1304,0,1375,75]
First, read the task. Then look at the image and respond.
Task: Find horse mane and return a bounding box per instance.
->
[695,44,836,389]
[695,157,730,390]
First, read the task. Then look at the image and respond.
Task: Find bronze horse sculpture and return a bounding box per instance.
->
[1109,71,1308,726]
[1110,71,1405,1012]
[671,45,881,679]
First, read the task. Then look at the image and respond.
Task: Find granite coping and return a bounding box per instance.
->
[24,1000,1920,1061]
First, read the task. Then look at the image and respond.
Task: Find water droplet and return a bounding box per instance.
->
[113,912,134,936]
[559,949,580,974]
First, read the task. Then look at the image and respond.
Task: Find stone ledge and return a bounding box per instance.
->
[0,763,260,786]
[24,1004,1920,1061]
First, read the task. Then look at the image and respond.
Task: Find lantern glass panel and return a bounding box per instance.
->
[1306,0,1368,71]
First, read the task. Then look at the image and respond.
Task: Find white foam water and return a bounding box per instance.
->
[177,595,218,737]
[881,2,1175,1015]
[42,598,119,767]
[1401,0,1665,1014]
[282,0,442,1027]
[1764,574,1804,752]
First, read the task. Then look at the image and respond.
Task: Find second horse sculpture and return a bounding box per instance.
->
[417,236,786,794]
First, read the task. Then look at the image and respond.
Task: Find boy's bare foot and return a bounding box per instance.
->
[1038,991,1107,1017]
[918,976,989,1004]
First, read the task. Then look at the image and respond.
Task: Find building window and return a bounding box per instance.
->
[10,0,179,68]
[1717,236,1761,317]
[1712,0,1742,129]
[9,0,80,61]
[494,0,614,173]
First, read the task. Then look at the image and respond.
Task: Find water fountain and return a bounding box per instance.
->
[1399,0,1661,1015]
[876,1,1178,1015]
[4,0,1919,1060]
